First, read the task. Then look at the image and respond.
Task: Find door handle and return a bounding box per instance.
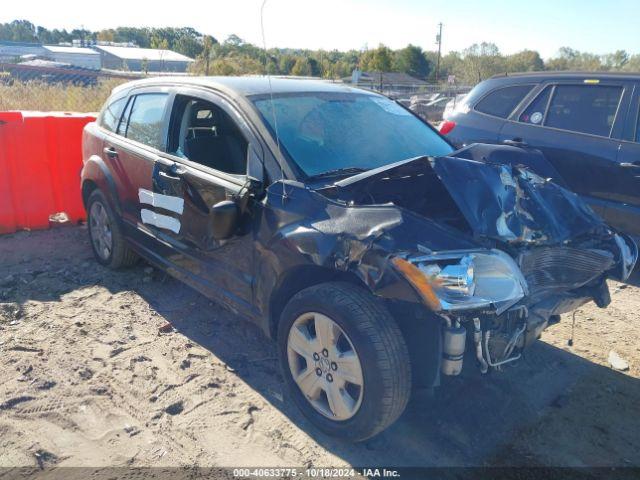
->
[620,161,640,168]
[103,146,118,158]
[503,138,529,148]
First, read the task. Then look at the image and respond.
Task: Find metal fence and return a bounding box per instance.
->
[0,63,473,123]
[357,82,473,100]
[0,61,161,112]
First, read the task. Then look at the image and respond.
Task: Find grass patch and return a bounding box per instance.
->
[0,78,128,112]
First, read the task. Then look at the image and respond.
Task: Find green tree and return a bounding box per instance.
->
[0,20,37,42]
[360,44,393,72]
[224,34,244,47]
[547,47,603,71]
[505,50,544,72]
[393,44,431,79]
[459,42,504,83]
[110,27,152,47]
[622,54,640,72]
[150,36,169,51]
[196,35,217,75]
[291,57,312,76]
[603,50,629,70]
[278,55,296,75]
[96,29,115,42]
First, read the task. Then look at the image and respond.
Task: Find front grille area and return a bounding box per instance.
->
[519,247,615,293]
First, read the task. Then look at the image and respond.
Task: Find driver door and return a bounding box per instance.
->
[143,89,265,315]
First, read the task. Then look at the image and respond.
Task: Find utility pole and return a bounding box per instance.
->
[435,22,443,83]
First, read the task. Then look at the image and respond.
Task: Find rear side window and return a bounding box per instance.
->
[519,86,552,124]
[475,85,533,118]
[124,93,169,150]
[545,85,622,137]
[100,97,126,132]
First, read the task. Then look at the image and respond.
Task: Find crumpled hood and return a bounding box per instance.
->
[316,146,637,281]
[430,155,608,245]
[324,147,609,246]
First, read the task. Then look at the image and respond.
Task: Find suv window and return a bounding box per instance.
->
[100,96,127,132]
[123,93,169,150]
[545,85,622,137]
[519,86,552,125]
[475,85,533,118]
[167,95,248,175]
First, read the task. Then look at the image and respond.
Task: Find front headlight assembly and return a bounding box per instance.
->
[392,249,528,314]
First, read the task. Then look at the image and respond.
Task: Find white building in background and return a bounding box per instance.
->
[93,45,194,73]
[42,45,101,70]
[0,41,46,62]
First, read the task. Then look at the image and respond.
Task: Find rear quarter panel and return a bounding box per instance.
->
[81,121,121,212]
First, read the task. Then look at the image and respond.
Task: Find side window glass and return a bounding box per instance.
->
[125,93,169,150]
[636,107,640,143]
[474,85,533,118]
[100,97,126,132]
[519,86,552,125]
[168,95,248,175]
[545,85,623,137]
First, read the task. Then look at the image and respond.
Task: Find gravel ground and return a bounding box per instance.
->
[1,225,639,470]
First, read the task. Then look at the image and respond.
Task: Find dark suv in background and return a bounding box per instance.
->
[441,72,640,239]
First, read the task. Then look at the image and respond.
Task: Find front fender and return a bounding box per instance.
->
[272,221,424,304]
[254,180,486,334]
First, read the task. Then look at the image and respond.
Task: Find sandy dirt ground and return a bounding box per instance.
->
[1,225,639,470]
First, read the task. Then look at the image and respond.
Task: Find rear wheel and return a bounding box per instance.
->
[87,189,138,269]
[278,282,411,441]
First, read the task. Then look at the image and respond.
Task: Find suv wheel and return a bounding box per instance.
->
[87,189,138,269]
[278,282,411,441]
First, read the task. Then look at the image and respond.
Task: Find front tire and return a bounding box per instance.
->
[87,189,138,269]
[278,282,411,441]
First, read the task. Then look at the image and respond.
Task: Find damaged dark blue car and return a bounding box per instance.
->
[81,77,638,441]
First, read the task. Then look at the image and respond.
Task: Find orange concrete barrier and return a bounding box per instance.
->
[0,111,96,234]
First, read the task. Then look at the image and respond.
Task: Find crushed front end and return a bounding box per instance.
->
[390,148,638,376]
[316,144,638,376]
[396,237,635,376]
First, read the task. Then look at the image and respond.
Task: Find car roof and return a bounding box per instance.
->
[113,75,376,98]
[490,71,640,81]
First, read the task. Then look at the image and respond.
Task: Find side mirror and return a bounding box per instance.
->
[210,199,239,240]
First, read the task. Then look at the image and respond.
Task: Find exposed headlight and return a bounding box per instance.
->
[392,249,528,314]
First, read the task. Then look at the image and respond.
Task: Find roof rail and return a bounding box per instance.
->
[490,70,640,79]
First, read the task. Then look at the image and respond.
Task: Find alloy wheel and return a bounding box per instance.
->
[89,201,113,261]
[287,312,364,421]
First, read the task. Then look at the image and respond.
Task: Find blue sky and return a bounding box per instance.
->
[3,0,639,58]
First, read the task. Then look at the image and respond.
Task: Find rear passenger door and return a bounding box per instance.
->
[499,80,630,222]
[145,88,264,315]
[455,84,534,146]
[102,88,171,241]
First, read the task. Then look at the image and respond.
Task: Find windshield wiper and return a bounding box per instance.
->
[306,167,369,181]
